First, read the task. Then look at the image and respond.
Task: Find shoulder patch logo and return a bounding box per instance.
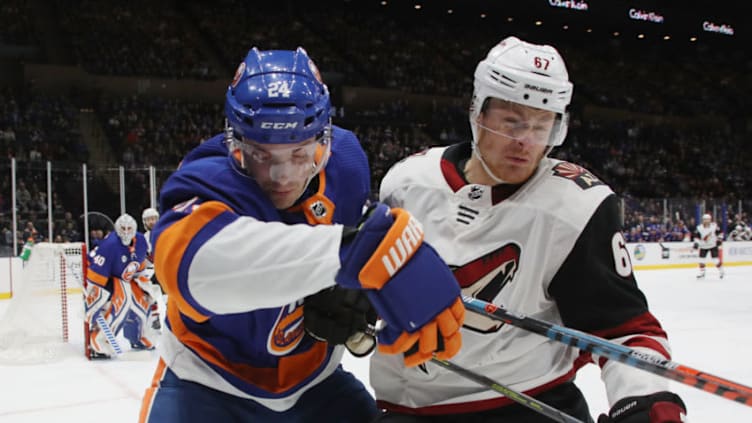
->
[468,185,484,200]
[309,200,327,218]
[552,162,604,190]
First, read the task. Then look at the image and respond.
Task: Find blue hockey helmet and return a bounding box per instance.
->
[225,47,332,145]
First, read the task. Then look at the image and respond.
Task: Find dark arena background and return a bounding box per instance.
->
[0,0,749,252]
[1,2,751,421]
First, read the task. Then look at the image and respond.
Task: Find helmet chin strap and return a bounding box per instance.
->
[470,138,554,186]
[471,139,507,185]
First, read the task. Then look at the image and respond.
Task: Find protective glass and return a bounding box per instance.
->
[477,107,563,146]
[234,130,330,183]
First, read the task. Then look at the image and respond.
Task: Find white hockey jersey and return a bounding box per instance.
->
[371,143,671,415]
[694,222,722,249]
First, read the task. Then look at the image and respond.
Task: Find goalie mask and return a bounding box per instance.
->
[114,214,137,246]
[469,37,573,183]
[224,47,332,197]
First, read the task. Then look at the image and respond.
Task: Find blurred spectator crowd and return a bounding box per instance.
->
[1,0,750,253]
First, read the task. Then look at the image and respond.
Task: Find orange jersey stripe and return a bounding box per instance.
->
[86,269,109,287]
[154,201,233,323]
[167,299,329,394]
[139,358,168,423]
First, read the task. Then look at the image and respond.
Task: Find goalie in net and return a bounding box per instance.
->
[84,213,160,358]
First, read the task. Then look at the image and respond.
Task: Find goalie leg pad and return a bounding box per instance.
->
[84,283,111,324]
[89,326,116,357]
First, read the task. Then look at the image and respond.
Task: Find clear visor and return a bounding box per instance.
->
[233,130,330,183]
[476,103,564,146]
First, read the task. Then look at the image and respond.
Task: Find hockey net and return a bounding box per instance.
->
[0,242,87,364]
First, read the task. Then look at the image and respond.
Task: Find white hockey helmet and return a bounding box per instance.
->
[702,213,712,222]
[142,207,159,229]
[470,36,573,147]
[115,214,137,246]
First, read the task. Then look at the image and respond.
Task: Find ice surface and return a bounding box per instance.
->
[1,267,750,422]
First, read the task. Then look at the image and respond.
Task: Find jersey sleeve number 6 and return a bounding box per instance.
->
[611,232,633,277]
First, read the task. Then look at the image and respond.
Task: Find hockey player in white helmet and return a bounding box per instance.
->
[142,208,159,247]
[371,36,686,423]
[692,213,724,279]
[84,214,157,358]
[139,207,163,339]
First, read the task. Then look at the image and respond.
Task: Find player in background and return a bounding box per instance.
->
[138,47,463,423]
[727,223,752,241]
[139,207,163,335]
[371,36,686,422]
[142,208,159,252]
[84,214,156,358]
[692,213,724,279]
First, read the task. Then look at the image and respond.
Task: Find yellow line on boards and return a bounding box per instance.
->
[0,287,83,300]
[633,262,752,271]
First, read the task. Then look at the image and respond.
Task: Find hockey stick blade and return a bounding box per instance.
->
[430,358,584,423]
[462,296,752,407]
[95,312,123,355]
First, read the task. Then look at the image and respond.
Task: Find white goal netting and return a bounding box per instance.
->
[0,242,87,364]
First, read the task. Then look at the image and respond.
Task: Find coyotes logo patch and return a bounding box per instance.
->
[552,162,603,190]
[452,243,521,333]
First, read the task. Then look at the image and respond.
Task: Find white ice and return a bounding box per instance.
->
[1,267,751,422]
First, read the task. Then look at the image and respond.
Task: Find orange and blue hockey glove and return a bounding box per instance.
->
[337,202,464,366]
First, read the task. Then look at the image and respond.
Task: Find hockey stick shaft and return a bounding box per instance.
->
[430,358,585,423]
[462,296,752,407]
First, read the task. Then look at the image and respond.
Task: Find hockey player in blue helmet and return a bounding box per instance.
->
[139,47,464,422]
